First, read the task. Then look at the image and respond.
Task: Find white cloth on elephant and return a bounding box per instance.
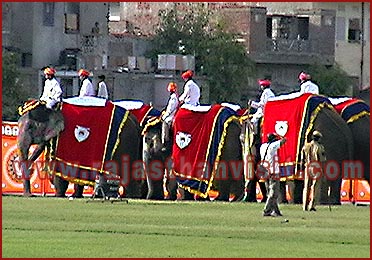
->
[79,78,95,97]
[299,80,319,95]
[40,77,62,109]
[179,79,200,107]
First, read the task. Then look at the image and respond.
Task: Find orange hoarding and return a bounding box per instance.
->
[2,121,94,196]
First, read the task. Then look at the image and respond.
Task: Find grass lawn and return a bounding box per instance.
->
[2,196,370,258]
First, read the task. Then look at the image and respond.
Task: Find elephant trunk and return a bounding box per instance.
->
[23,179,31,196]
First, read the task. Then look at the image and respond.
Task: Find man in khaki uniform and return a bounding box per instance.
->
[301,130,327,211]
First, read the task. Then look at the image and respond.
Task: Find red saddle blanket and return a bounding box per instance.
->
[54,101,129,185]
[331,98,370,123]
[172,104,238,197]
[113,100,161,127]
[262,93,332,176]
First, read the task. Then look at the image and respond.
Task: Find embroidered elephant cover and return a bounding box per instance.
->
[54,100,129,186]
[330,97,370,124]
[262,93,332,177]
[172,104,238,197]
[113,100,161,126]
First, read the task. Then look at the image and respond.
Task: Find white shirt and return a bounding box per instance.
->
[161,92,179,124]
[260,140,282,174]
[40,77,62,109]
[79,78,95,97]
[179,79,200,106]
[299,80,319,94]
[251,88,275,109]
[97,81,108,99]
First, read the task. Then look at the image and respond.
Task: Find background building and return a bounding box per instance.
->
[2,2,369,109]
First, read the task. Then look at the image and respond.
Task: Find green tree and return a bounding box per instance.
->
[307,63,354,96]
[2,51,28,120]
[147,4,256,104]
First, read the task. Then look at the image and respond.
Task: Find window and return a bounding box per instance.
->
[43,3,55,26]
[65,14,79,33]
[297,17,309,40]
[64,3,79,34]
[348,18,361,42]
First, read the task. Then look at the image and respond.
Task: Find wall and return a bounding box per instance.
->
[110,73,208,110]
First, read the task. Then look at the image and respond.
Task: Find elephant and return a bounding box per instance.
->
[142,105,246,202]
[17,98,143,198]
[17,100,65,196]
[347,114,370,183]
[241,94,355,205]
[331,98,370,183]
[142,119,173,200]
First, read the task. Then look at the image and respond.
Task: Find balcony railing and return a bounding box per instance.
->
[266,38,315,54]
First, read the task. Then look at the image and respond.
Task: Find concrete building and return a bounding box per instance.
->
[2,2,369,107]
[254,2,370,95]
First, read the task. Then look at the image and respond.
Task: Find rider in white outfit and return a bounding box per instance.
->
[249,79,275,133]
[40,67,62,109]
[78,69,95,97]
[298,72,319,94]
[179,70,200,107]
[161,82,179,151]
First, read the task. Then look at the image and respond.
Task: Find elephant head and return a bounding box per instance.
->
[17,102,64,196]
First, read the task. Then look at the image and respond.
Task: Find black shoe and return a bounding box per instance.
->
[263,212,272,217]
[309,208,317,211]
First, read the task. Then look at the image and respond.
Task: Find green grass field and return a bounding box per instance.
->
[2,196,370,258]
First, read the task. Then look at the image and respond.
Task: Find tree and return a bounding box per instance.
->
[147,3,256,104]
[307,63,354,96]
[2,51,28,120]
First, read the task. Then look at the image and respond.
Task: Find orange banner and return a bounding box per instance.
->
[2,121,94,196]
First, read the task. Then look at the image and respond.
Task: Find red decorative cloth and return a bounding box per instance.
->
[54,101,126,185]
[129,104,154,126]
[332,98,370,124]
[333,98,359,114]
[172,105,237,196]
[261,93,313,167]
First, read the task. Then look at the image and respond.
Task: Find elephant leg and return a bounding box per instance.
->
[125,179,144,198]
[182,189,194,200]
[279,181,288,203]
[146,175,164,200]
[17,142,33,196]
[242,179,258,202]
[215,179,231,202]
[145,157,165,200]
[53,175,68,197]
[72,184,84,198]
[328,178,342,205]
[165,172,178,200]
[292,179,304,204]
[230,178,245,202]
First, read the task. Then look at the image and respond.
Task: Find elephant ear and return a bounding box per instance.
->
[48,110,65,133]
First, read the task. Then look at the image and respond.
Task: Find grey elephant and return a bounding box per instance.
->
[142,105,245,201]
[242,94,355,205]
[17,98,143,198]
[17,99,65,196]
[331,98,370,183]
